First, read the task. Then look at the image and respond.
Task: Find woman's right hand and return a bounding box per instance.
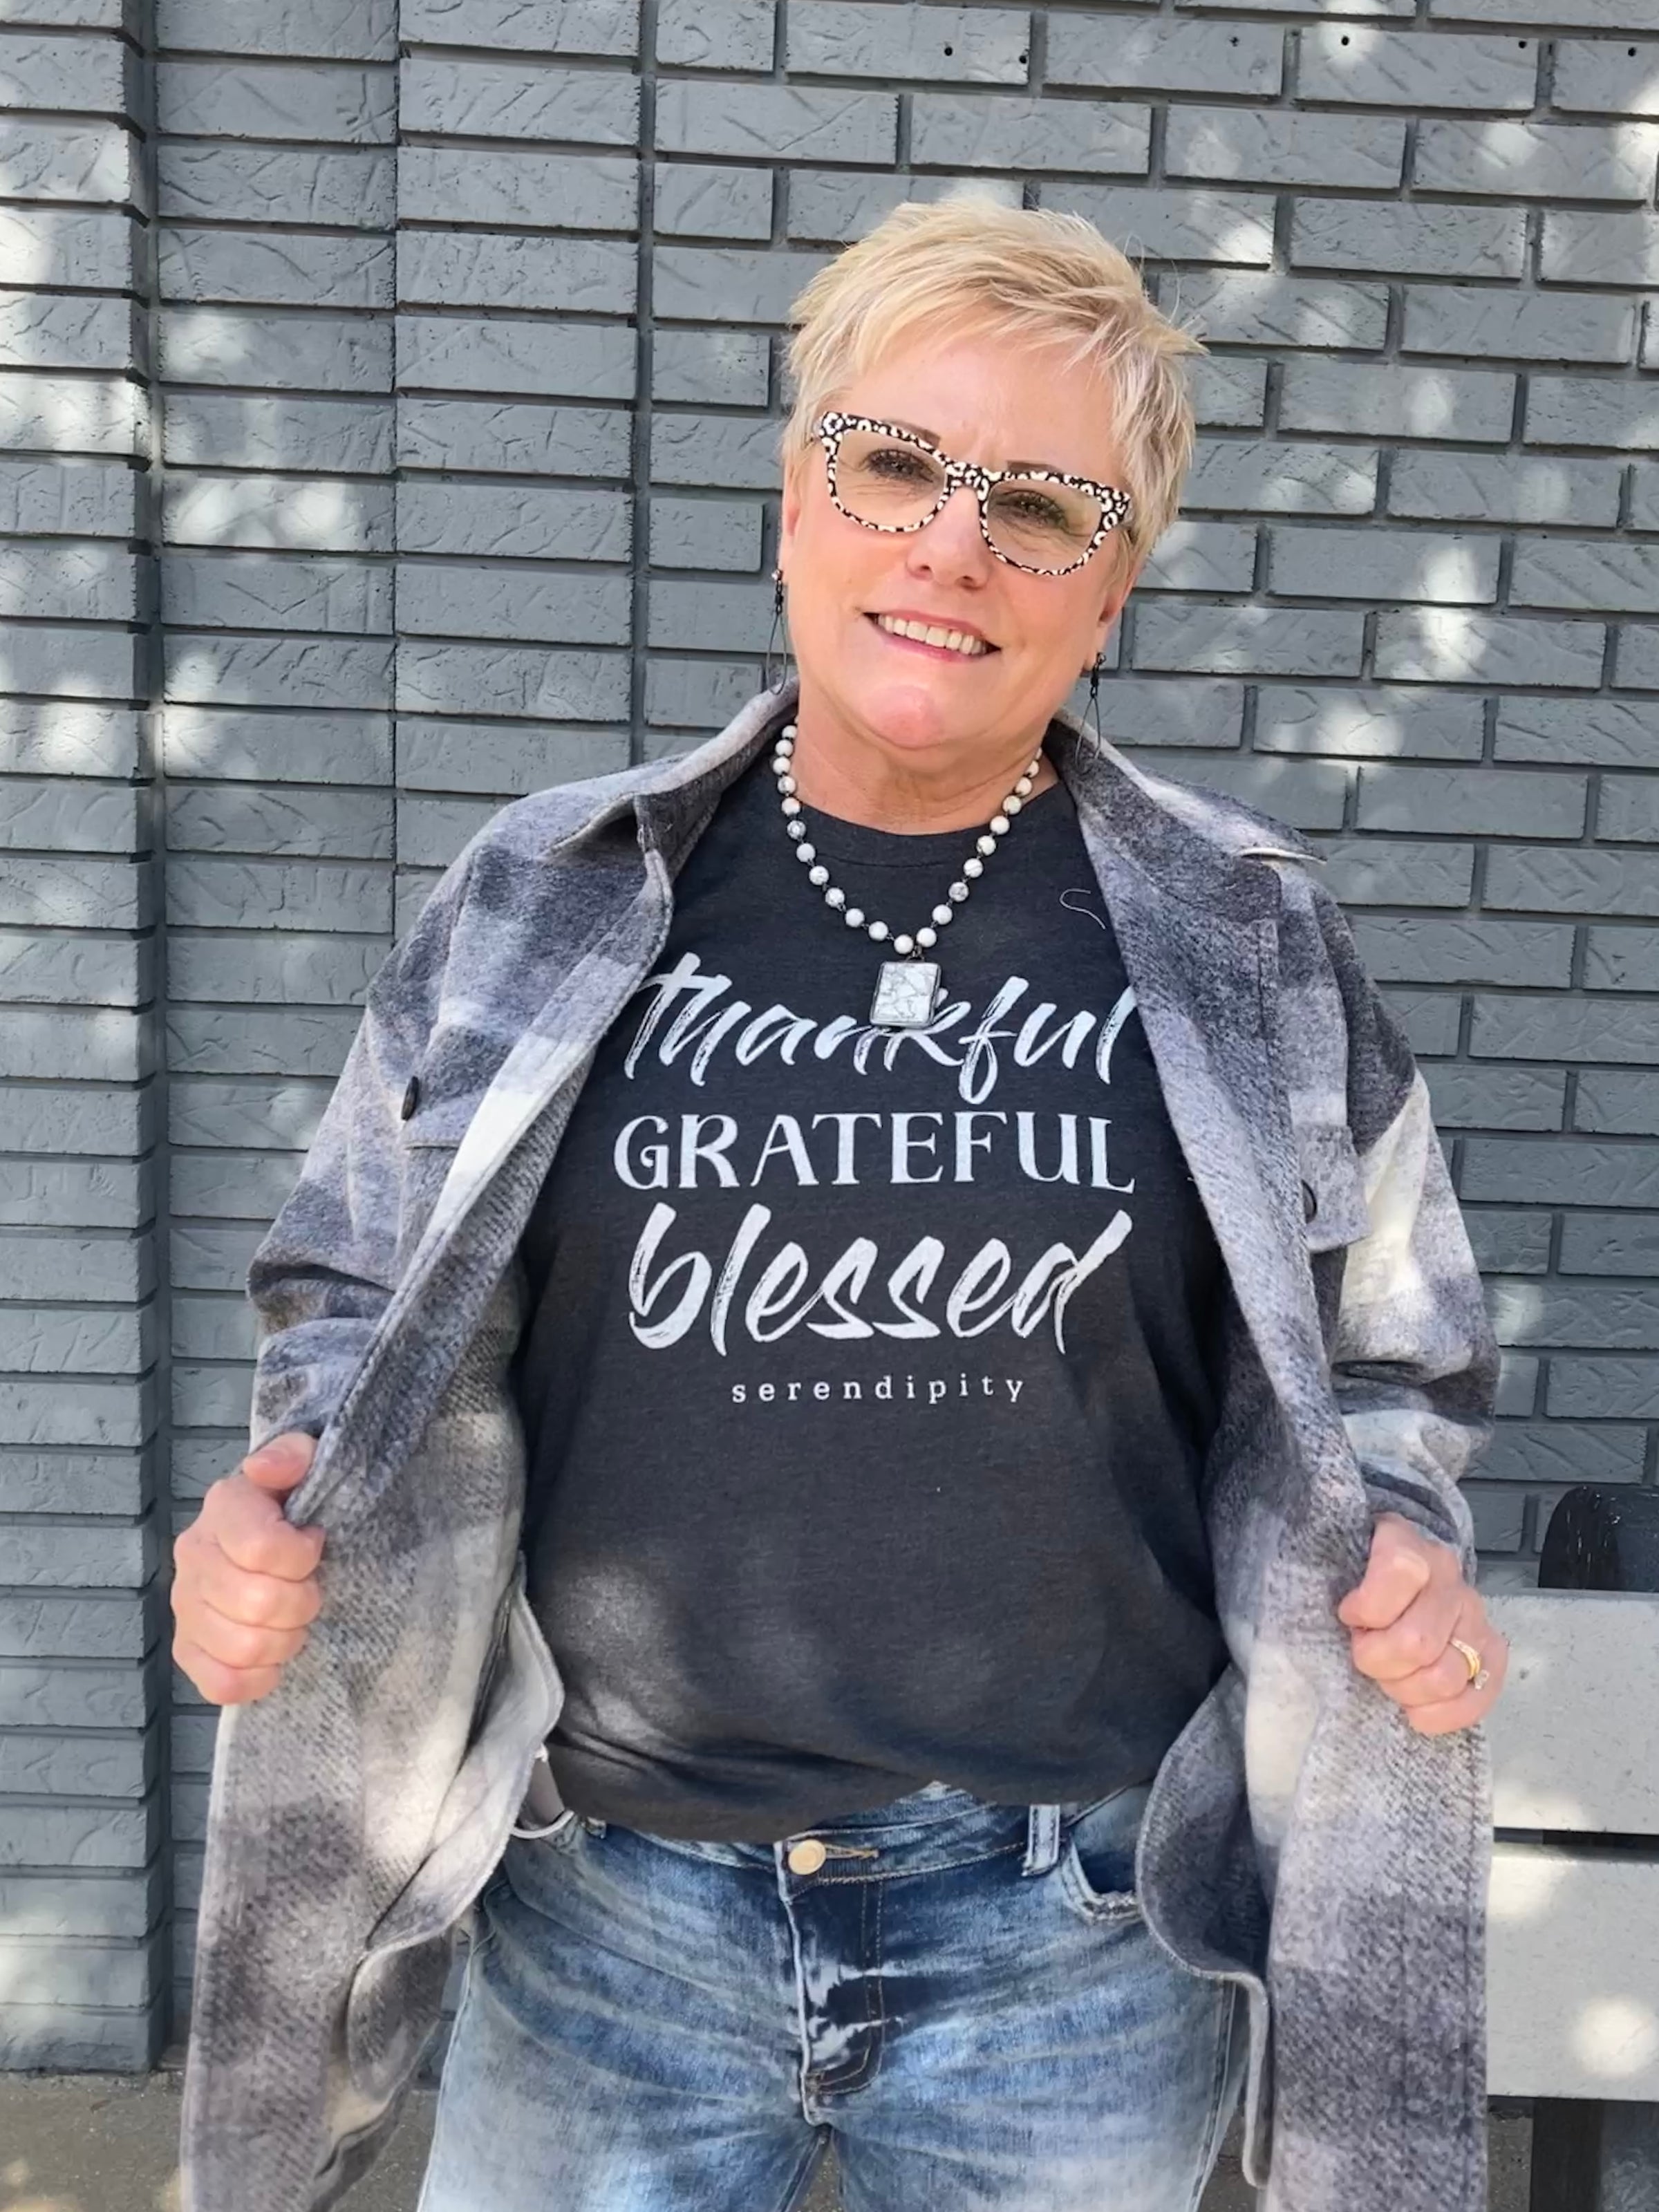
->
[171,1430,326,1705]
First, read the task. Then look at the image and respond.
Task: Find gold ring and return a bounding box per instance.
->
[1450,1638,1484,1687]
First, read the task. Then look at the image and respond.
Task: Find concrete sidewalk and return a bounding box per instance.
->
[0,2072,1532,2211]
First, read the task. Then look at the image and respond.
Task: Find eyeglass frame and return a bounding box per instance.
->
[811,409,1134,578]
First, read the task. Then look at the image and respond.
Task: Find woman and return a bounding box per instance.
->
[174,201,1506,2212]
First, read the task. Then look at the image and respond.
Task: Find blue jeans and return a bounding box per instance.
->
[416,1779,1245,2212]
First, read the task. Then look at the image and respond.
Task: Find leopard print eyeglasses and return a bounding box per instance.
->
[813,410,1134,577]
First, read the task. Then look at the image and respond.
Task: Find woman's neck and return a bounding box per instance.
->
[783,714,1060,833]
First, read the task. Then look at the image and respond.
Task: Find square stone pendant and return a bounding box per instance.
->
[870,959,942,1029]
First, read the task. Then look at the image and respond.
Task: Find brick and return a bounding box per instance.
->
[1496,697,1659,770]
[158,0,396,55]
[1586,926,1659,991]
[1315,838,1475,906]
[654,162,773,241]
[1291,199,1525,280]
[165,859,388,935]
[1402,286,1637,367]
[397,232,635,313]
[1356,764,1586,837]
[1527,376,1659,451]
[0,206,134,292]
[0,623,138,699]
[0,1661,147,1727]
[911,93,1148,172]
[167,785,391,861]
[1463,1137,1659,1204]
[0,933,143,1008]
[1434,0,1659,24]
[0,31,132,118]
[1269,525,1498,604]
[1548,1360,1659,1420]
[167,1220,264,1292]
[1094,677,1245,749]
[1180,0,1410,12]
[1635,466,1659,532]
[1388,450,1621,528]
[163,635,393,712]
[0,543,137,623]
[1356,916,1575,988]
[397,481,629,564]
[0,457,134,541]
[0,1160,150,1228]
[165,393,393,476]
[167,1006,359,1080]
[1481,1425,1646,1490]
[1028,185,1275,266]
[395,641,628,722]
[1563,1215,1659,1275]
[396,316,634,402]
[1578,1070,1659,1136]
[172,1295,257,1363]
[1138,521,1256,594]
[1141,601,1371,677]
[162,706,389,786]
[0,373,144,457]
[1166,107,1403,188]
[656,81,896,165]
[163,475,393,556]
[1297,26,1535,107]
[0,0,131,19]
[397,794,501,868]
[1416,118,1659,201]
[1488,846,1659,917]
[171,1152,299,1219]
[1374,611,1604,689]
[0,700,139,777]
[1189,359,1267,431]
[0,122,140,205]
[651,413,782,490]
[397,720,627,793]
[160,308,392,396]
[399,148,636,230]
[397,563,630,648]
[1471,997,1659,1066]
[1512,538,1659,616]
[1597,776,1659,843]
[168,1081,330,1152]
[397,399,628,478]
[0,1803,153,1869]
[173,1365,257,1432]
[0,1233,147,1305]
[787,4,1028,83]
[402,0,638,49]
[158,229,392,312]
[162,554,393,637]
[1049,18,1280,95]
[400,55,637,142]
[1618,629,1659,690]
[1385,992,1463,1056]
[1259,688,1485,764]
[0,1375,149,1450]
[654,245,831,324]
[157,145,395,230]
[1540,209,1659,290]
[1,1865,160,1937]
[0,857,149,931]
[1153,754,1350,831]
[1166,273,1386,350]
[1184,440,1377,516]
[0,1304,149,1373]
[651,329,770,405]
[1463,1208,1552,1273]
[0,293,138,379]
[4,1524,147,1589]
[657,0,773,68]
[1426,1064,1565,1132]
[158,61,395,143]
[1555,37,1659,118]
[649,496,762,572]
[1281,361,1515,445]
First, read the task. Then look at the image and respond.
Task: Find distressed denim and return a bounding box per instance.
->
[415,1779,1244,2212]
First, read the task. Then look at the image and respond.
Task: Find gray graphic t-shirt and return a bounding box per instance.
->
[513,743,1229,1841]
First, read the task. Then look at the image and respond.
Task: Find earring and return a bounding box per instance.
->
[1085,652,1106,758]
[762,566,795,696]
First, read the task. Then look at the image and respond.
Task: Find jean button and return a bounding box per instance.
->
[787,1839,827,1874]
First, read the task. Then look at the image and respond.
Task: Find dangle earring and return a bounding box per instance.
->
[1084,651,1107,758]
[762,566,795,695]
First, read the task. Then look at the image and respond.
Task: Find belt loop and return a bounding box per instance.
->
[1022,1803,1062,1877]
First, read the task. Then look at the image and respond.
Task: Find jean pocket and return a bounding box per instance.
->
[1056,1783,1148,1929]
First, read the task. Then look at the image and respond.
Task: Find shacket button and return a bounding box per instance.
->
[1300,1179,1318,1222]
[787,1839,828,1875]
[400,1076,421,1121]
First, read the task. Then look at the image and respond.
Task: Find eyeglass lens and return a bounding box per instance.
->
[832,427,1105,568]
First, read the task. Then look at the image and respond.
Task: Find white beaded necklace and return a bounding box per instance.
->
[770,719,1043,1031]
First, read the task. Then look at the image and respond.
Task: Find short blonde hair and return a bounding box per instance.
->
[779,197,1208,575]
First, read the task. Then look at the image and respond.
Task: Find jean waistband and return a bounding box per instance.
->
[617,1779,1145,1882]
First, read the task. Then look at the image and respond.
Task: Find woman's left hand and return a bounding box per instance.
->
[1336,1512,1508,1734]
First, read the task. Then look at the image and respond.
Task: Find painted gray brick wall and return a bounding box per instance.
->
[3,0,1657,2070]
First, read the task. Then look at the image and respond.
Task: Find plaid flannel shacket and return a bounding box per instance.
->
[178,673,1500,2212]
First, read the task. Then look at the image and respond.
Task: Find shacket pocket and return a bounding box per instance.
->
[1293,1120,1371,1253]
[343,1577,561,2103]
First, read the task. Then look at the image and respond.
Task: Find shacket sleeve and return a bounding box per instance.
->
[242,845,477,1452]
[1312,879,1502,1574]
